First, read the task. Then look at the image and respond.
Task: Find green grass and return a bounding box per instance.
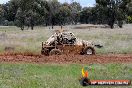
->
[0,63,131,88]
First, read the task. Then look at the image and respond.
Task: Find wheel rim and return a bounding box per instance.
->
[86,48,93,55]
[50,50,61,55]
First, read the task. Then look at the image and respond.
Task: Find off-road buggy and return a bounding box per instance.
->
[41,30,96,56]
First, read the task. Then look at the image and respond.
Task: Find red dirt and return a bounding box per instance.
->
[0,54,132,64]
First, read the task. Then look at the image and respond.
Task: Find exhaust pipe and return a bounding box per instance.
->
[94,44,103,48]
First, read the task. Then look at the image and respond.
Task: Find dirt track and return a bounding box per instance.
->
[0,54,132,64]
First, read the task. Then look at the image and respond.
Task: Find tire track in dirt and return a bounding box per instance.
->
[0,54,132,64]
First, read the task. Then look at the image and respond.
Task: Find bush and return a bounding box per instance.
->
[2,20,15,26]
[3,20,9,26]
[127,16,132,23]
[14,20,21,27]
[8,21,15,26]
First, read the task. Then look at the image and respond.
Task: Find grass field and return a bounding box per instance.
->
[0,24,132,54]
[0,63,132,88]
[0,24,132,88]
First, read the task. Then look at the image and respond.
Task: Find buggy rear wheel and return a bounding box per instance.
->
[84,47,95,55]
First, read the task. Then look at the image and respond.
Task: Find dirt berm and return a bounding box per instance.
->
[0,54,132,64]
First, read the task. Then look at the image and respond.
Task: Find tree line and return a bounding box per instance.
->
[0,0,132,30]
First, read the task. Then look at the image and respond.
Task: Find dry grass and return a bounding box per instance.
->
[70,24,132,54]
[0,24,132,54]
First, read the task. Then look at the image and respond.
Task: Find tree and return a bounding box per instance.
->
[128,1,132,15]
[15,7,25,30]
[45,0,61,28]
[1,0,131,29]
[55,4,71,26]
[96,0,131,28]
[70,2,82,24]
[0,4,4,25]
[80,7,92,24]
[14,0,49,30]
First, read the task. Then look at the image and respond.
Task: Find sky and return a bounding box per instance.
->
[0,0,9,4]
[59,0,95,7]
[0,0,96,7]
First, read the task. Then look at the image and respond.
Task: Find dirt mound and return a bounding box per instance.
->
[0,54,132,64]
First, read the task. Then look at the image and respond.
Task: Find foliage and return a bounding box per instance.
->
[127,16,132,23]
[70,2,82,24]
[55,3,71,25]
[0,0,132,29]
[95,0,131,28]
